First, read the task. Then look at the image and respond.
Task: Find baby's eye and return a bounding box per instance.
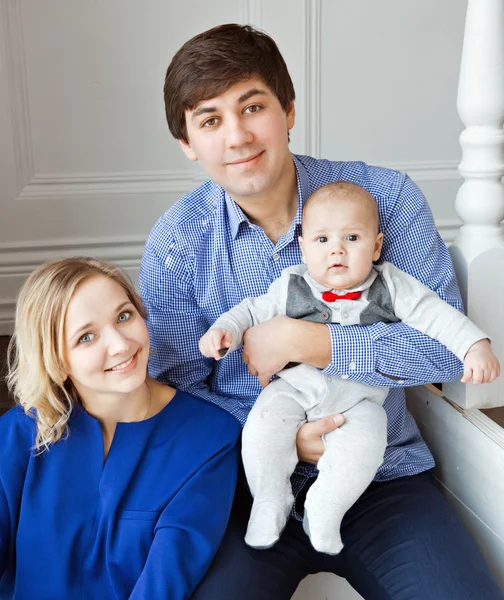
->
[316,236,328,243]
[346,234,359,242]
[117,311,132,323]
[78,333,94,345]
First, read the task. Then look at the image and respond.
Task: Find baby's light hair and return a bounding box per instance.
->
[302,181,380,233]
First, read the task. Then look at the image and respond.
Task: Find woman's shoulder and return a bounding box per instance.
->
[0,405,35,438]
[0,406,35,464]
[169,390,241,440]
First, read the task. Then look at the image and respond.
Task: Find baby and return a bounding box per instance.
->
[199,181,500,555]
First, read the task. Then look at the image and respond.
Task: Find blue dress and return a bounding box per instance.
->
[0,390,240,599]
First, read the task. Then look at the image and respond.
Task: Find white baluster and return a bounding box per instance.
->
[443,0,504,409]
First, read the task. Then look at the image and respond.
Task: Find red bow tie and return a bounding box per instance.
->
[322,290,362,302]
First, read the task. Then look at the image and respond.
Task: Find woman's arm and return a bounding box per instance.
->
[127,430,239,599]
[0,476,9,579]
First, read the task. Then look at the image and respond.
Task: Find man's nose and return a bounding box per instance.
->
[226,116,253,148]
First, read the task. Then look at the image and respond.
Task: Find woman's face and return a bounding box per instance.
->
[63,275,150,403]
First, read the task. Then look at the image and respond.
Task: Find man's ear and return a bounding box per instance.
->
[298,235,307,264]
[286,101,296,131]
[179,138,198,162]
[373,232,384,261]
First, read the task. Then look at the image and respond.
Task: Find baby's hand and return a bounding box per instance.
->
[199,328,234,360]
[461,339,500,384]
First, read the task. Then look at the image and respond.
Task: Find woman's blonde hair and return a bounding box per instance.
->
[6,257,147,452]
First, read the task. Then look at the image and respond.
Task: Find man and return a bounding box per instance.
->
[140,23,503,600]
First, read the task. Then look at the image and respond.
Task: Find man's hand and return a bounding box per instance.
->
[242,316,331,388]
[242,316,297,387]
[296,414,345,464]
[461,339,500,384]
[199,328,233,360]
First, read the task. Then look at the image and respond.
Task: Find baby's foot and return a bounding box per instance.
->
[303,508,344,555]
[244,501,289,549]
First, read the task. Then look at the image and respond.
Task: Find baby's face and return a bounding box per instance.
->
[299,196,383,290]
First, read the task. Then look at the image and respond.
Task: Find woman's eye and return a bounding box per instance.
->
[347,234,358,242]
[117,311,131,323]
[316,236,328,243]
[78,333,94,345]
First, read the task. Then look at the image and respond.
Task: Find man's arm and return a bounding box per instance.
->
[243,174,464,387]
[140,237,239,412]
[382,261,487,361]
[210,274,289,356]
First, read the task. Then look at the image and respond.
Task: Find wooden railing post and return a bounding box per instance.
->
[443,0,504,409]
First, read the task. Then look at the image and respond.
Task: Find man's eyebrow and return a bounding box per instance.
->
[191,105,218,120]
[237,88,267,104]
[190,89,268,121]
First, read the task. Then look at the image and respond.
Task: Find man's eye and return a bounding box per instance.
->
[202,117,218,128]
[346,234,359,242]
[118,311,131,323]
[78,333,94,345]
[316,236,328,243]
[244,105,261,114]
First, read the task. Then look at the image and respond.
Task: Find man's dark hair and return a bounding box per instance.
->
[164,23,296,143]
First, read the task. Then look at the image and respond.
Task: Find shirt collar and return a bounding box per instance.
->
[224,192,249,239]
[289,154,309,234]
[223,153,310,240]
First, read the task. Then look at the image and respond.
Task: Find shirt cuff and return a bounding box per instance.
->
[323,322,378,378]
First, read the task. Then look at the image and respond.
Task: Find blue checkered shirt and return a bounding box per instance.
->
[140,154,464,519]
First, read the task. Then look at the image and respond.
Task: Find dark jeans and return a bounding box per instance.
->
[191,469,503,600]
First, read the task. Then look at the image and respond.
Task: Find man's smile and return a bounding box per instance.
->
[227,151,264,169]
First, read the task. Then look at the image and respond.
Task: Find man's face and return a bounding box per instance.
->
[180,76,295,205]
[299,196,383,290]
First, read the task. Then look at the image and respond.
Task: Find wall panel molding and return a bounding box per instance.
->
[303,0,322,158]
[0,0,34,195]
[242,0,262,27]
[0,236,145,277]
[378,160,461,182]
[12,160,460,200]
[0,217,462,334]
[0,299,16,335]
[0,236,145,334]
[16,170,209,199]
[0,216,462,277]
[436,218,463,244]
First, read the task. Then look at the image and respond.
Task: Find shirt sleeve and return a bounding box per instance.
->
[211,275,289,352]
[140,234,239,412]
[127,427,239,600]
[381,262,487,361]
[323,174,465,387]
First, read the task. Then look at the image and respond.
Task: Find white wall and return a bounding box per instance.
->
[0,0,467,335]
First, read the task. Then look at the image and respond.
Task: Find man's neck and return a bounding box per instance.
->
[233,159,298,244]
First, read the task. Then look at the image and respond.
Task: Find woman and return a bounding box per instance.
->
[1,257,240,599]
